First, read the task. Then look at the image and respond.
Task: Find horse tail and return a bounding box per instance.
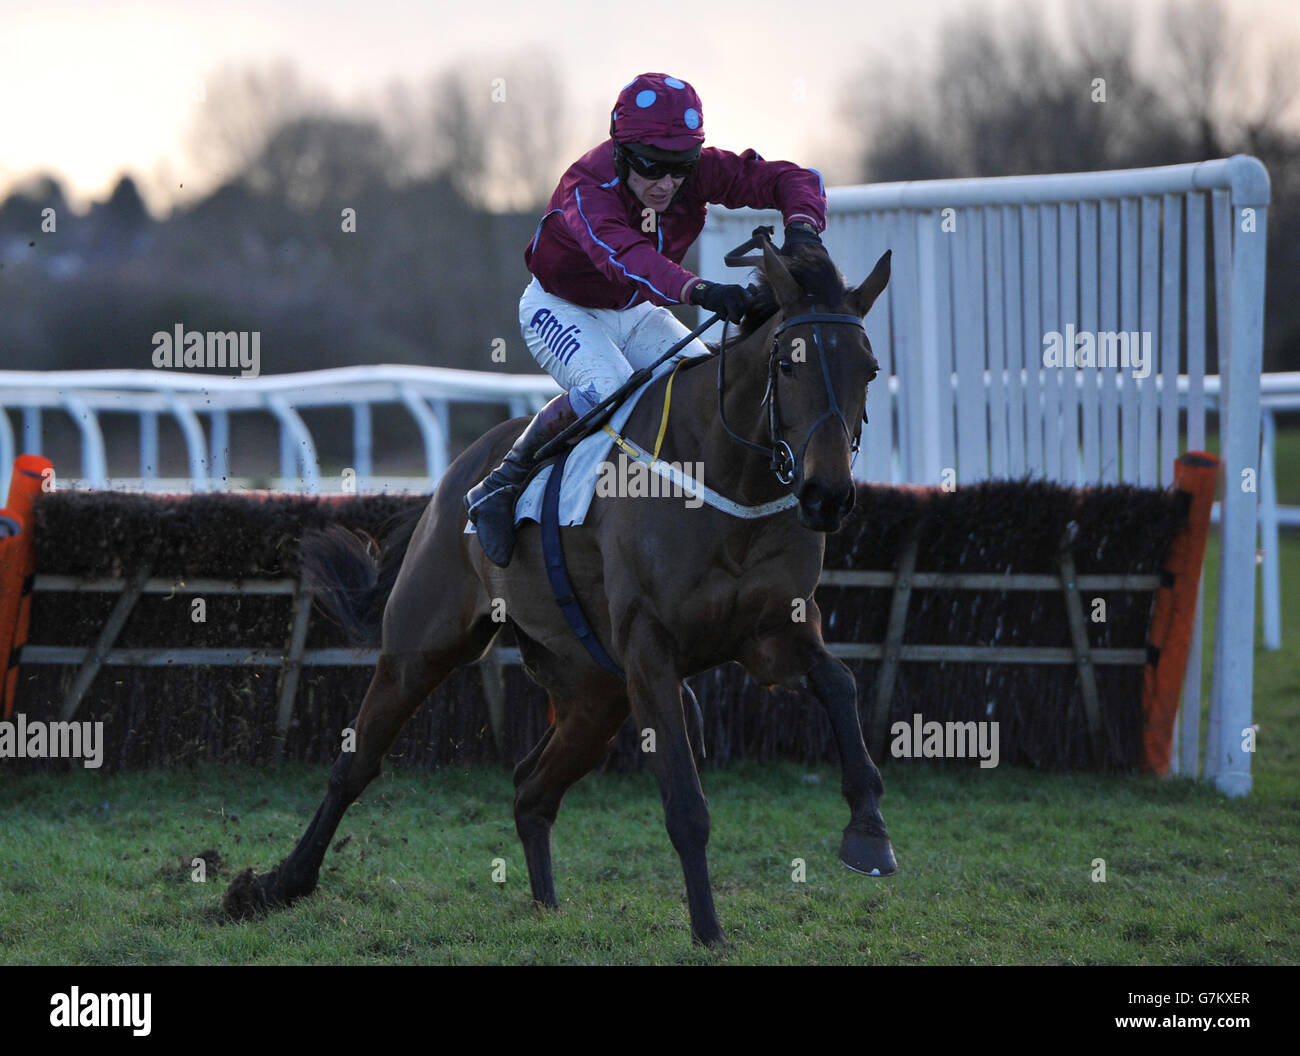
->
[299,504,424,647]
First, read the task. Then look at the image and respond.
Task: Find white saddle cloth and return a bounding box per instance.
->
[463,355,678,533]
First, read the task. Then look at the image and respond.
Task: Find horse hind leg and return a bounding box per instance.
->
[513,685,628,909]
[223,627,495,919]
[621,610,726,947]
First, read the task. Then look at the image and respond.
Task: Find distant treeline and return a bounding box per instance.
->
[0,0,1295,396]
[0,171,546,378]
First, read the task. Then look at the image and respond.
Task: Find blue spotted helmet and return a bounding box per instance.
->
[609,73,704,173]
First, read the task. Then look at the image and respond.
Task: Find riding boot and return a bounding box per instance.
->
[465,392,579,567]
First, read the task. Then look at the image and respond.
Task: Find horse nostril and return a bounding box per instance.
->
[840,487,856,516]
[798,482,825,515]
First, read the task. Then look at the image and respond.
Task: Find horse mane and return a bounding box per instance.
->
[739,246,850,335]
[705,245,850,352]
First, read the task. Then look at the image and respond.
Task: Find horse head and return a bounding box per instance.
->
[756,238,890,532]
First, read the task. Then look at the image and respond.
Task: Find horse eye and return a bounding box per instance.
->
[779,359,795,377]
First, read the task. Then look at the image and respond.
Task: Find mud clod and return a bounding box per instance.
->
[222,868,270,920]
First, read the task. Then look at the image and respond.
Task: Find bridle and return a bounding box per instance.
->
[716,307,870,486]
[713,224,875,486]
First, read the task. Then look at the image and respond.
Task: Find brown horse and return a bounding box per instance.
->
[223,238,895,946]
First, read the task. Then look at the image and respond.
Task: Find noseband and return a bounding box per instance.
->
[716,310,869,485]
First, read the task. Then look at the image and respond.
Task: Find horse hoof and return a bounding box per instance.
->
[692,926,730,949]
[839,832,897,877]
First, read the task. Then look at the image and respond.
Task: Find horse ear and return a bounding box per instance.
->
[848,250,891,318]
[761,238,804,310]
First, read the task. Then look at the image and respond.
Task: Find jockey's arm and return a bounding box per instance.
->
[693,147,828,233]
[562,183,699,308]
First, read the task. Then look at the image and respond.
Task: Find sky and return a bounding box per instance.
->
[1,0,1296,213]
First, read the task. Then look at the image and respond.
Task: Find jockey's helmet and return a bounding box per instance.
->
[609,73,704,183]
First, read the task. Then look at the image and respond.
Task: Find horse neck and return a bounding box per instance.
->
[677,316,790,505]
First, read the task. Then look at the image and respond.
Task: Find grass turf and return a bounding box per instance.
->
[1,535,1295,965]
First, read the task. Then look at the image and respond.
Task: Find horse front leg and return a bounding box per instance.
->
[803,651,897,877]
[621,609,726,947]
[744,617,897,879]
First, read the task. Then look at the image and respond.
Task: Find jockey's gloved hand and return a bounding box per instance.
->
[690,280,752,323]
[781,221,823,254]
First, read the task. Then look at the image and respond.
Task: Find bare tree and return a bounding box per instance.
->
[491,51,568,209]
[242,116,399,210]
[1162,0,1241,157]
[428,50,568,211]
[837,0,1300,371]
[377,79,433,184]
[1162,0,1300,157]
[431,66,490,201]
[845,0,1197,181]
[185,61,324,187]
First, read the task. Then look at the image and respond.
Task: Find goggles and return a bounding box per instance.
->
[621,147,698,181]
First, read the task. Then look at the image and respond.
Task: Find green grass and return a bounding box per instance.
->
[1268,425,1300,508]
[1,748,1295,965]
[1,526,1296,966]
[2,438,1296,965]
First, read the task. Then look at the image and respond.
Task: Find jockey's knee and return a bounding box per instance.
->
[569,381,604,416]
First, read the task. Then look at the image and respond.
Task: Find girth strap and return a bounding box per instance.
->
[541,450,625,678]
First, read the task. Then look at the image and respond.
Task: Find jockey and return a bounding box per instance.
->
[465,71,828,566]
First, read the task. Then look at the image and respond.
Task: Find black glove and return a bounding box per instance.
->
[781,221,822,254]
[690,281,752,323]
